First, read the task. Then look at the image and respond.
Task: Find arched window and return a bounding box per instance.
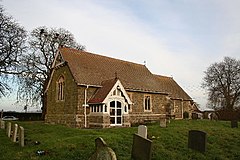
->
[144,95,151,111]
[57,76,65,101]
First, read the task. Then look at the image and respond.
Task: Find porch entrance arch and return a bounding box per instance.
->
[110,100,122,126]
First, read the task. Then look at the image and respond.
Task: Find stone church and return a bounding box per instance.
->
[45,47,199,128]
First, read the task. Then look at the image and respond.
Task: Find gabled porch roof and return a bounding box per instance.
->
[88,78,132,105]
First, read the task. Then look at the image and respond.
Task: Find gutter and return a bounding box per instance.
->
[84,85,89,128]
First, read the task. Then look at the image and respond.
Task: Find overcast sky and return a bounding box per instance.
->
[1,0,240,111]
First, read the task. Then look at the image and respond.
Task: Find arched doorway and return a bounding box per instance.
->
[110,100,122,126]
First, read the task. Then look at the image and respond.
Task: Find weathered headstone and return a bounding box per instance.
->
[131,133,152,160]
[192,113,198,120]
[138,125,147,138]
[89,137,117,160]
[0,120,5,129]
[0,109,3,119]
[19,126,24,147]
[160,118,167,128]
[12,123,18,142]
[210,112,218,120]
[6,122,11,137]
[188,130,207,153]
[231,120,238,128]
[167,117,171,124]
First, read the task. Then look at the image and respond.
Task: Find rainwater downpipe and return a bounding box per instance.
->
[181,99,184,119]
[84,85,89,128]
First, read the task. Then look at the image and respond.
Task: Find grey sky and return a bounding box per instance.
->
[1,0,240,111]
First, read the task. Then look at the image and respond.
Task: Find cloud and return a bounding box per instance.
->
[2,0,240,110]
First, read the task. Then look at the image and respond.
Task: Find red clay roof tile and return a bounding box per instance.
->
[58,47,192,100]
[88,78,118,103]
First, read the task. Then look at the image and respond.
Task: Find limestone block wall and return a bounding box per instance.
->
[88,113,110,128]
[45,65,78,127]
[128,91,168,124]
[122,114,131,127]
[173,100,183,119]
[76,86,98,115]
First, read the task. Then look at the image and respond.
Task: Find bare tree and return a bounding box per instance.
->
[0,5,27,97]
[202,57,240,110]
[17,26,85,116]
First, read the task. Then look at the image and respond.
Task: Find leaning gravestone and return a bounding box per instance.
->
[138,125,147,138]
[19,126,25,147]
[188,130,207,153]
[89,137,117,160]
[231,120,238,128]
[131,133,152,160]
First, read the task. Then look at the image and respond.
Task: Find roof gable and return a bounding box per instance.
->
[88,78,132,104]
[88,79,117,104]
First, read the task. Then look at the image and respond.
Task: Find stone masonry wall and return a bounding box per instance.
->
[174,100,183,119]
[45,65,78,127]
[128,91,168,124]
[75,86,98,127]
[46,65,194,128]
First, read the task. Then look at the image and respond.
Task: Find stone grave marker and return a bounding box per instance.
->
[19,126,24,147]
[137,125,147,138]
[131,133,152,160]
[192,113,198,120]
[0,120,5,129]
[231,120,238,128]
[89,137,117,160]
[6,122,11,137]
[12,123,18,142]
[188,130,207,153]
[160,118,167,128]
[0,109,3,119]
[167,117,171,124]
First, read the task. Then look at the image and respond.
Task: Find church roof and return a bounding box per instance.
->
[58,47,192,100]
[88,78,117,104]
[154,75,191,100]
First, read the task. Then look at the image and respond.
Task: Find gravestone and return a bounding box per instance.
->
[19,126,24,147]
[89,137,117,160]
[138,125,147,138]
[167,118,171,124]
[192,113,198,120]
[12,124,18,142]
[131,133,152,160]
[0,109,3,119]
[0,120,5,129]
[6,122,11,137]
[188,130,207,153]
[160,118,167,128]
[231,120,238,128]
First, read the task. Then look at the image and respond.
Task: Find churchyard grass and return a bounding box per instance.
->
[0,120,239,160]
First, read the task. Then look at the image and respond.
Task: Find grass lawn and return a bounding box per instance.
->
[0,120,240,160]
